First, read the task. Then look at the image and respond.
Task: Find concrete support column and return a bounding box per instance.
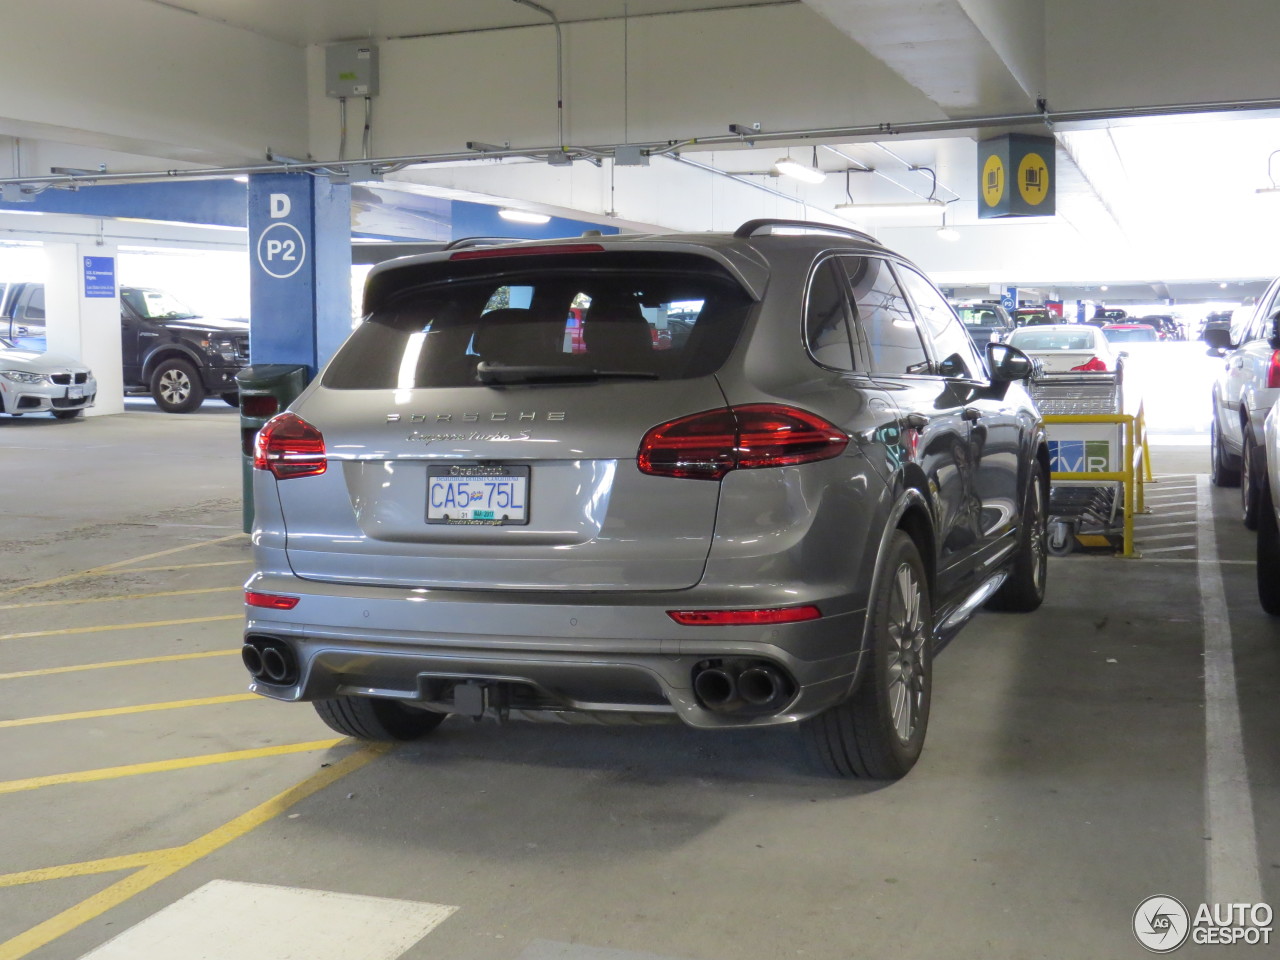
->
[44,241,124,416]
[247,173,352,374]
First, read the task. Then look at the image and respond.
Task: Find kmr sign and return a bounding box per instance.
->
[256,193,307,279]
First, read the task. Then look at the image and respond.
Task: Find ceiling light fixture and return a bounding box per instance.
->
[499,208,551,225]
[774,146,826,184]
[1257,149,1280,193]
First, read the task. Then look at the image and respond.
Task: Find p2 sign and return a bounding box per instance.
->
[256,192,307,280]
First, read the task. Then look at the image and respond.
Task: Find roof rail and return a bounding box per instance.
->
[733,218,881,245]
[442,235,525,251]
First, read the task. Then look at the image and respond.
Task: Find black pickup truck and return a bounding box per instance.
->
[1,282,249,412]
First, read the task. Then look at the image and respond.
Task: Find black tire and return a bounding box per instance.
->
[1211,416,1241,487]
[150,358,206,413]
[221,392,241,407]
[1242,426,1261,530]
[802,531,932,780]
[1258,479,1280,615]
[313,695,447,741]
[51,409,83,420]
[987,462,1049,612]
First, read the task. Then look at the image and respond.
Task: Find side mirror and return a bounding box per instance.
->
[1203,326,1233,353]
[986,342,1036,383]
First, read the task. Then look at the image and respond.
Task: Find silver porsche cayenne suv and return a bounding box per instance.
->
[243,219,1049,779]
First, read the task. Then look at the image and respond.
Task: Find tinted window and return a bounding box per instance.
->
[805,260,854,371]
[838,257,929,376]
[24,286,44,320]
[325,252,751,389]
[896,266,986,379]
[955,305,1002,328]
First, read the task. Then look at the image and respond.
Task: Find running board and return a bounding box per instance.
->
[938,572,1008,635]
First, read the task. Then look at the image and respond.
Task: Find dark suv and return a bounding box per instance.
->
[1,282,249,412]
[242,220,1049,780]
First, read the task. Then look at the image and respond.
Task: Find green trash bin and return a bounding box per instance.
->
[236,364,310,533]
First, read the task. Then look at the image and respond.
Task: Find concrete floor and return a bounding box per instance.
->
[0,402,1277,960]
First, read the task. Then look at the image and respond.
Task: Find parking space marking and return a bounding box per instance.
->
[0,650,239,681]
[75,880,455,960]
[0,739,343,795]
[0,694,258,729]
[1196,475,1264,904]
[1140,544,1196,554]
[0,614,241,642]
[0,533,246,600]
[1131,520,1197,532]
[0,850,178,889]
[119,560,248,574]
[0,587,239,611]
[0,744,386,960]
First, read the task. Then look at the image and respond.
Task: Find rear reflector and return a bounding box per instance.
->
[245,591,300,610]
[241,394,279,418]
[253,412,327,480]
[449,243,605,260]
[638,404,848,480]
[667,605,822,626]
[1069,356,1108,372]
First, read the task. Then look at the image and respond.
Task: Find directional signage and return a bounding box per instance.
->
[978,134,1056,218]
[83,256,115,298]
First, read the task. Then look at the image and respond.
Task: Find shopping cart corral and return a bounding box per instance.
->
[1031,372,1152,557]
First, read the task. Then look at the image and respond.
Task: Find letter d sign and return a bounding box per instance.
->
[269,194,291,219]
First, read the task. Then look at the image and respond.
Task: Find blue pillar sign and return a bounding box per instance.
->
[247,173,351,374]
[1000,287,1018,311]
[83,256,116,298]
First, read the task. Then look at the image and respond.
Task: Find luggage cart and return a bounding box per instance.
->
[1030,373,1128,555]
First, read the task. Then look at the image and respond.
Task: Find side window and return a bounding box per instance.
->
[23,286,45,320]
[895,266,986,379]
[839,256,930,376]
[804,259,854,371]
[1249,284,1280,341]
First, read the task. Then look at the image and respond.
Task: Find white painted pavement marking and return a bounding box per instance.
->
[77,880,456,960]
[1132,520,1198,532]
[1141,544,1197,554]
[1196,475,1264,905]
[517,942,697,960]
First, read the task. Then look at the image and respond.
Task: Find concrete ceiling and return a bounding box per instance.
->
[5,0,1280,305]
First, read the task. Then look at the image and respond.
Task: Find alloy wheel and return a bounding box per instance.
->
[886,562,928,743]
[158,369,192,405]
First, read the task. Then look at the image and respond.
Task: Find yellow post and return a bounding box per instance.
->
[1122,413,1136,556]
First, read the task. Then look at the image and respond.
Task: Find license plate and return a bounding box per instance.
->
[427,465,529,525]
[67,386,84,399]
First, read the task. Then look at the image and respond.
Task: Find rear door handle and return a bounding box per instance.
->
[962,407,982,422]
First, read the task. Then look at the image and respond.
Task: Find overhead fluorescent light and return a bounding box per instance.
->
[499,208,551,225]
[773,158,826,184]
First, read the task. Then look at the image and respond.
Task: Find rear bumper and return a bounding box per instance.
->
[242,572,868,729]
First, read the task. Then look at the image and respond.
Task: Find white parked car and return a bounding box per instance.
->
[1006,324,1122,374]
[0,337,97,420]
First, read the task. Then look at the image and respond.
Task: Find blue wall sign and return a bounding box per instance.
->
[83,256,116,298]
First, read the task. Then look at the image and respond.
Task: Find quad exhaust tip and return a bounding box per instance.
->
[692,659,794,714]
[242,637,299,686]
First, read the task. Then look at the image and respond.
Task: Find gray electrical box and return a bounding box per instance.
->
[325,42,379,98]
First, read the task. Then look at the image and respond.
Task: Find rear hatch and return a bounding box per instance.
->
[1010,328,1109,373]
[270,245,758,592]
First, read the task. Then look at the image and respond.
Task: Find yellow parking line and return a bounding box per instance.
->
[0,614,241,642]
[0,694,259,729]
[0,649,239,681]
[0,587,240,611]
[0,743,385,960]
[114,560,248,574]
[0,533,246,599]
[0,739,343,795]
[0,849,179,888]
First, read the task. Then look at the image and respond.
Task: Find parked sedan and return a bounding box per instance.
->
[1006,324,1121,373]
[0,337,96,419]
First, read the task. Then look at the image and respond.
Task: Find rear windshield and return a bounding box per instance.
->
[1009,329,1098,351]
[324,252,752,389]
[955,305,1002,327]
[1102,326,1157,342]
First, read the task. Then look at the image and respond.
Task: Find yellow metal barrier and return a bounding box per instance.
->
[1042,403,1151,557]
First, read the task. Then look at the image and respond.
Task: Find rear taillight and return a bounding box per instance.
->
[253,412,327,480]
[1268,350,1280,389]
[1070,356,1108,372]
[667,605,822,625]
[245,591,300,610]
[638,404,848,480]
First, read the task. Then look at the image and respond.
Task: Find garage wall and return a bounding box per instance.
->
[0,0,308,167]
[305,4,946,161]
[1046,0,1280,109]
